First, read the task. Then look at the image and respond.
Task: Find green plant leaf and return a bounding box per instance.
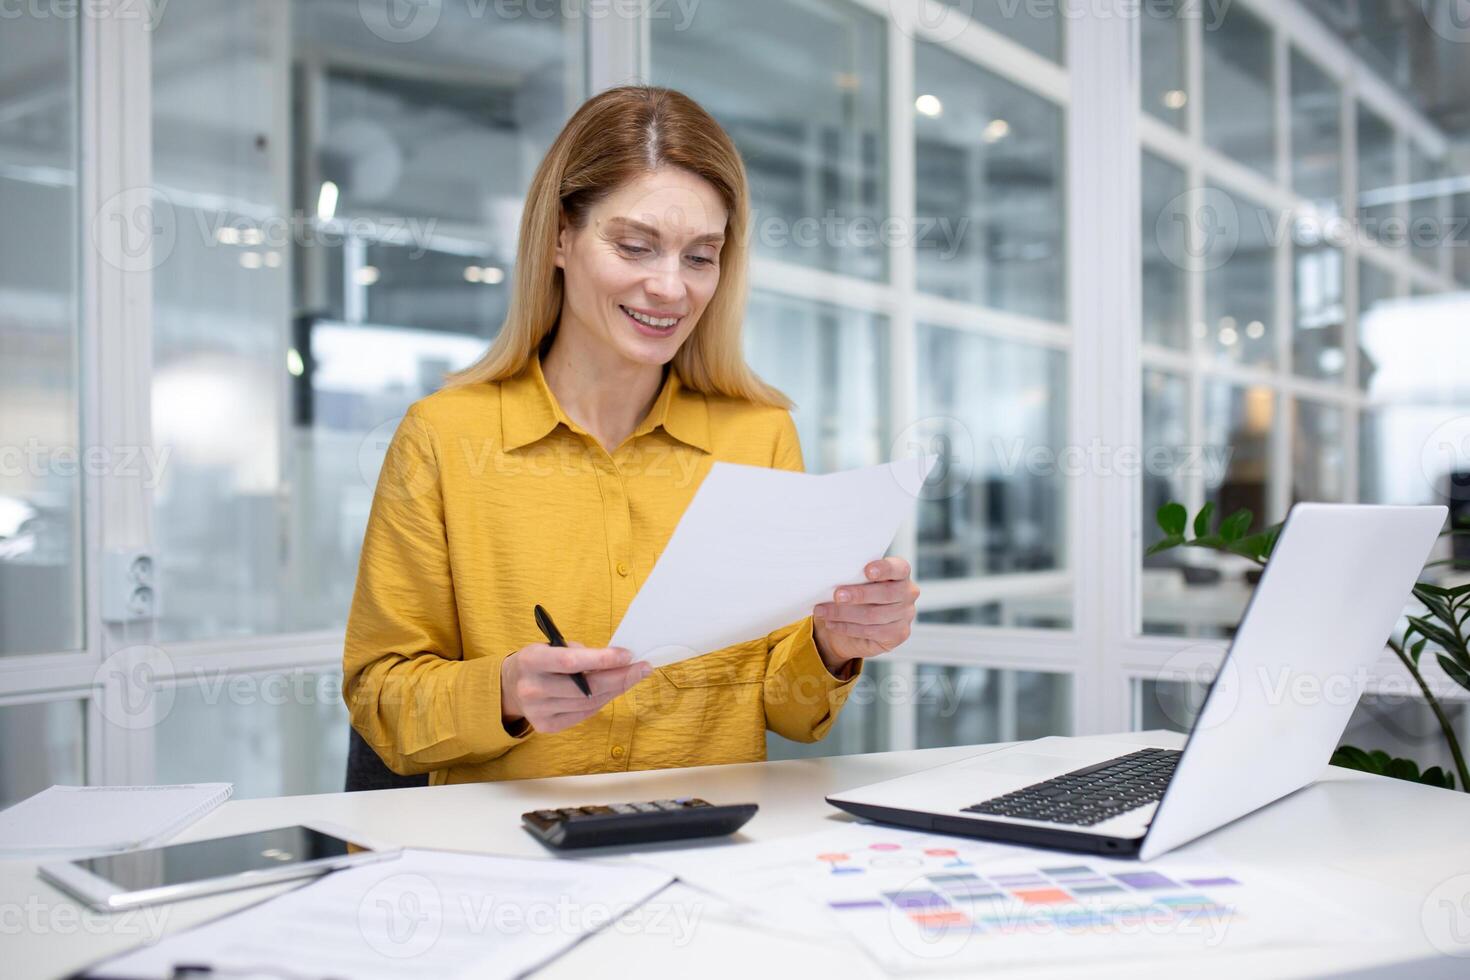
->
[1413,585,1454,623]
[1407,616,1459,653]
[1333,747,1453,789]
[1259,524,1283,559]
[1447,643,1470,672]
[1421,766,1455,790]
[1386,757,1422,781]
[1193,502,1216,538]
[1145,535,1184,557]
[1437,654,1470,693]
[1157,503,1187,537]
[1410,637,1427,668]
[1224,543,1262,563]
[1219,509,1253,543]
[1231,532,1270,558]
[1330,745,1377,772]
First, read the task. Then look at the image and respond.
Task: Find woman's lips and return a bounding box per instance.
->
[620,304,682,337]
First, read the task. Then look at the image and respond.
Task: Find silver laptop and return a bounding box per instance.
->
[828,503,1447,860]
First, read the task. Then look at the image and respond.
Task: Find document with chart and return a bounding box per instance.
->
[634,822,1396,972]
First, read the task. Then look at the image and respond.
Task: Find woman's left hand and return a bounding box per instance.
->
[812,557,919,676]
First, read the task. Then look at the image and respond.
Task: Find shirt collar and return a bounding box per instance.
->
[500,352,711,454]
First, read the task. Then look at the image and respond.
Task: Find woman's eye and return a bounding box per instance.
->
[616,242,650,256]
[686,255,714,267]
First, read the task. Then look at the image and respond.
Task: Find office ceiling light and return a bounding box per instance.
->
[915,94,942,117]
[215,226,241,245]
[982,118,1010,143]
[1219,325,1239,346]
[1163,89,1187,109]
[355,265,380,286]
[1245,320,1265,339]
[464,265,505,284]
[317,180,339,221]
[286,347,305,377]
[239,251,262,269]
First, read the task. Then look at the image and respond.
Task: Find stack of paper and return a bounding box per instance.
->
[84,848,675,980]
[0,783,233,860]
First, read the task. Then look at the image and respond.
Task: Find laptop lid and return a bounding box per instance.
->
[1139,503,1446,860]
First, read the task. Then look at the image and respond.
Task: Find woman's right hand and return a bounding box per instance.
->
[500,642,653,734]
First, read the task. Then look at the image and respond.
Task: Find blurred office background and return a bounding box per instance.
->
[1,0,1468,803]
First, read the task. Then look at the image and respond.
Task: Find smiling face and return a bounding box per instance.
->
[552,166,728,369]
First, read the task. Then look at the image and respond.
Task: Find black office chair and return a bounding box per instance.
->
[345,726,429,792]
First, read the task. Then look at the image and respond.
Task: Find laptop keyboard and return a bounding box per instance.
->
[962,747,1181,827]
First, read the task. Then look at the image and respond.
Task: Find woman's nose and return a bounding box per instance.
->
[643,256,686,302]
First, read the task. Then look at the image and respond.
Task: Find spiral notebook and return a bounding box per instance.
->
[0,783,233,860]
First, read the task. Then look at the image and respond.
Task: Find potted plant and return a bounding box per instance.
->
[1147,501,1468,791]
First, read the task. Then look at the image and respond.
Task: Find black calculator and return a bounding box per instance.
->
[521,798,757,849]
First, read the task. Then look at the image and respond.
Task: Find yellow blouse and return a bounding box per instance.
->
[343,352,863,786]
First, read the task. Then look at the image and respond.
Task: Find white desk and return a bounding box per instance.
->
[7,730,1468,979]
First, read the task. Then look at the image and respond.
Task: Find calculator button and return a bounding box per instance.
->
[609,803,639,814]
[631,802,661,813]
[531,810,560,821]
[651,800,681,811]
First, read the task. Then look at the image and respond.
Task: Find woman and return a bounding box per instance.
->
[343,86,919,786]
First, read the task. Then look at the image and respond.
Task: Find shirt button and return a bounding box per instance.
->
[611,746,625,759]
[616,561,630,577]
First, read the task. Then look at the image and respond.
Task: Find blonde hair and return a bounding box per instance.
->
[443,85,790,409]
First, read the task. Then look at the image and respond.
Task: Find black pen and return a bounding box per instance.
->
[534,604,592,697]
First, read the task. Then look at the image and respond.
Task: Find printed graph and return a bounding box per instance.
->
[823,852,1242,936]
[807,833,1260,967]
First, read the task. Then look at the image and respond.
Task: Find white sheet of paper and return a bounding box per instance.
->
[611,454,938,667]
[87,848,675,980]
[0,783,232,859]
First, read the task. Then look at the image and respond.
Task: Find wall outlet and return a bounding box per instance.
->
[102,548,158,624]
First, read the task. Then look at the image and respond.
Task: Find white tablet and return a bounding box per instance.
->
[39,822,399,911]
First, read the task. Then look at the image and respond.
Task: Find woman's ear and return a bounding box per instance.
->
[552,212,570,270]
